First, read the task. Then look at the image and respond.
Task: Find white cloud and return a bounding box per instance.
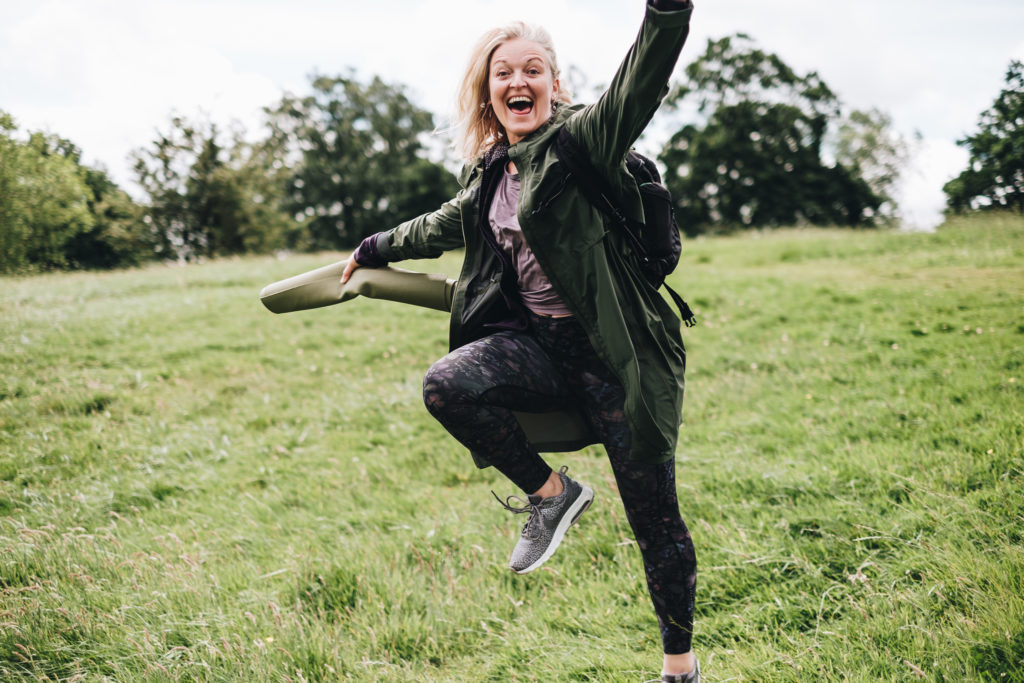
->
[3,0,1023,217]
[1,0,282,191]
[897,137,967,231]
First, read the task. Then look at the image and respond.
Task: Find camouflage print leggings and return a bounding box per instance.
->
[422,312,697,654]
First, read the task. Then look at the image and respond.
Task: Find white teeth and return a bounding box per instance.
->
[508,96,532,105]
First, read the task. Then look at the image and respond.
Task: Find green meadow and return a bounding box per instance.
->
[2,215,1022,681]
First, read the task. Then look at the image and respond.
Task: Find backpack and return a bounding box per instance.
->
[553,127,696,327]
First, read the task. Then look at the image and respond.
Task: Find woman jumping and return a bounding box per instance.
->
[344,2,698,679]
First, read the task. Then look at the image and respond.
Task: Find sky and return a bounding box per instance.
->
[2,0,1023,230]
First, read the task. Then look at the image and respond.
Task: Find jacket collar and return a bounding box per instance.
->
[465,105,580,185]
[482,141,510,172]
[483,104,580,167]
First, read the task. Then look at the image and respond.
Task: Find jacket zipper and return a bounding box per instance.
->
[530,171,572,217]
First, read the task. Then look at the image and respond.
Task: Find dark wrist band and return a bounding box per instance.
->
[353,233,388,268]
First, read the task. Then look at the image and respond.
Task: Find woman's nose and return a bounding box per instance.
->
[510,71,527,87]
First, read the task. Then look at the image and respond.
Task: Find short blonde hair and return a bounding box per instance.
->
[453,21,573,160]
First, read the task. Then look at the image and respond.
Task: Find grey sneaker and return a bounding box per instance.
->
[645,658,700,683]
[492,466,594,574]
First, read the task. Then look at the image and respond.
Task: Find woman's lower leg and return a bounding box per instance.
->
[613,455,698,656]
[528,313,698,658]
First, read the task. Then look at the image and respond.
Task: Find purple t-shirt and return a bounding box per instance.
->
[489,168,573,317]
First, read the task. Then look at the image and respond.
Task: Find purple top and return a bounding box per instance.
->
[489,168,573,317]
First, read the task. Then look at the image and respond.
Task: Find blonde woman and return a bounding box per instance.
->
[344,1,698,679]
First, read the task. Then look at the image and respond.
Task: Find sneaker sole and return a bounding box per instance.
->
[512,485,594,575]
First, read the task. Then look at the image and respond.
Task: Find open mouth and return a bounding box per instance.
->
[507,96,534,114]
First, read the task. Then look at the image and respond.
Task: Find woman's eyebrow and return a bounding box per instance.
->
[492,55,546,70]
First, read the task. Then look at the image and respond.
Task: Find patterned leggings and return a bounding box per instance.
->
[422,312,697,654]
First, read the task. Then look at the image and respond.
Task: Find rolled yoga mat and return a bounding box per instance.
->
[259,260,456,314]
[260,260,598,453]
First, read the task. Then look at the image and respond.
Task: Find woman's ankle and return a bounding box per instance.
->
[662,651,696,675]
[531,469,564,498]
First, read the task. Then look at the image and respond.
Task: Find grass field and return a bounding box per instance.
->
[2,214,1022,681]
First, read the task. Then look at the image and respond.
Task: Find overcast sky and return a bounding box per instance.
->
[3,0,1023,230]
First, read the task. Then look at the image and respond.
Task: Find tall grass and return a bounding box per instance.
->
[1,214,1022,681]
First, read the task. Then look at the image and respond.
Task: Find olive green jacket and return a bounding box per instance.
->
[377,4,693,464]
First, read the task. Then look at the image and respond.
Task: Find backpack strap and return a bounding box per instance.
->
[664,282,697,328]
[553,128,647,256]
[553,126,696,327]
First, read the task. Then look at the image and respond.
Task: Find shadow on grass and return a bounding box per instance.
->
[970,629,1024,681]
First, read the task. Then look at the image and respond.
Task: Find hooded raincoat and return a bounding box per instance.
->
[373,2,693,465]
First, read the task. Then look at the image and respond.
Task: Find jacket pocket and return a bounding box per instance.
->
[531,174,609,254]
[458,271,511,345]
[529,164,572,215]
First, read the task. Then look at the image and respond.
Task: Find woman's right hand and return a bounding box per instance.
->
[344,231,390,282]
[341,257,364,284]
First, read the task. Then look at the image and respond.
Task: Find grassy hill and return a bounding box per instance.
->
[2,214,1022,681]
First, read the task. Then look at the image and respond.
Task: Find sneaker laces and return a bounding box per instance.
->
[491,492,544,540]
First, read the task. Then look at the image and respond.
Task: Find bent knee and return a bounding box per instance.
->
[422,357,471,415]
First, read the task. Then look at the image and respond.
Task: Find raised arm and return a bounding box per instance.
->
[564,0,693,170]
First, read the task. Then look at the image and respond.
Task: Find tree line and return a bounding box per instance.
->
[2,37,1020,274]
[1,73,459,274]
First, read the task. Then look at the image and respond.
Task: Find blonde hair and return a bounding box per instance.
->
[453,21,573,160]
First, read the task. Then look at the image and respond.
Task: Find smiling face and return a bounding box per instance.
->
[488,38,560,145]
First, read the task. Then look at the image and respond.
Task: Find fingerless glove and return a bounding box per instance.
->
[352,232,390,268]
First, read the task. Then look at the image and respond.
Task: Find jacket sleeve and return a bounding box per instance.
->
[376,186,469,262]
[565,1,693,170]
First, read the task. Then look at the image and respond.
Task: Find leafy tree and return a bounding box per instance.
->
[0,115,95,271]
[222,137,298,255]
[944,60,1024,213]
[835,108,912,223]
[265,73,458,250]
[65,166,151,269]
[0,113,29,271]
[671,33,840,119]
[133,117,294,261]
[133,117,219,261]
[659,34,884,234]
[1,111,150,272]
